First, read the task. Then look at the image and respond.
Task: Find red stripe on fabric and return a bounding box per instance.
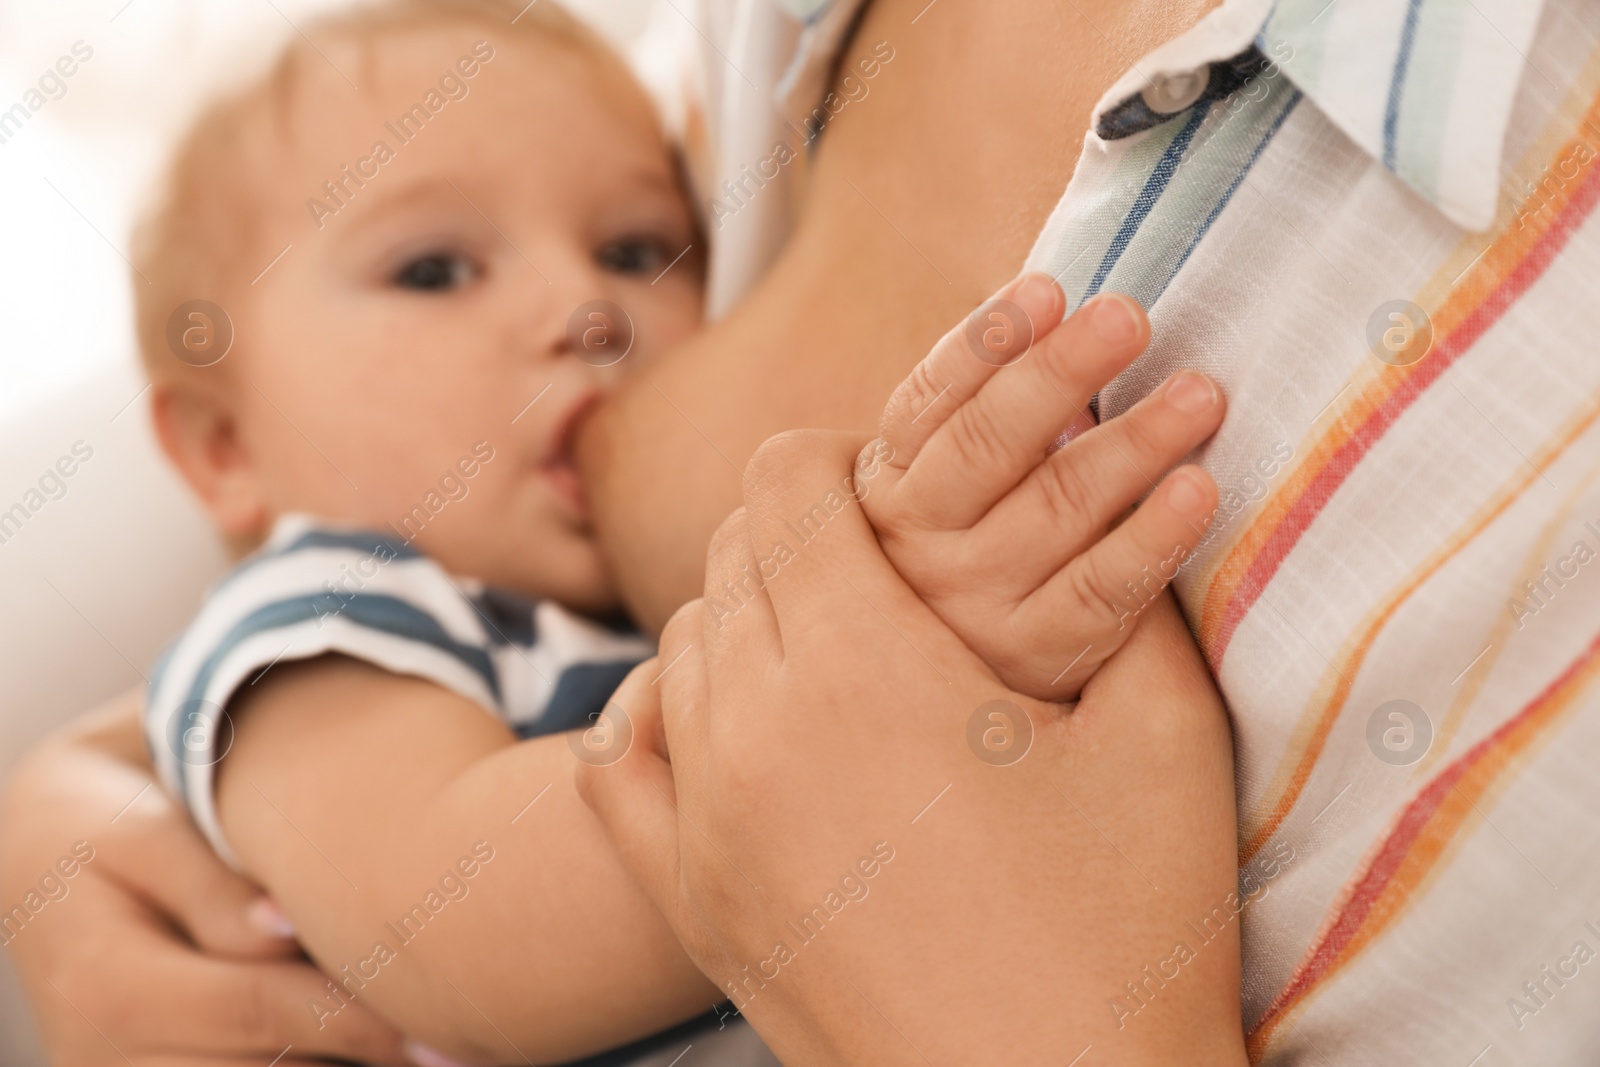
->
[1211,160,1600,665]
[1247,624,1600,1049]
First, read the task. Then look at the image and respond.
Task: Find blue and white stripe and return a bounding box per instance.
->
[144,514,652,866]
[1263,0,1547,230]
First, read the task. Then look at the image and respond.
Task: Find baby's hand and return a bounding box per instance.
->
[856,273,1225,700]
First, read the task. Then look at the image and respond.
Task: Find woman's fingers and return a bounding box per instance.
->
[876,273,1066,471]
[983,369,1225,590]
[699,506,782,663]
[29,874,410,1067]
[1016,465,1219,696]
[577,572,708,898]
[740,429,885,631]
[155,950,410,1063]
[93,787,300,958]
[574,661,684,919]
[893,292,1153,530]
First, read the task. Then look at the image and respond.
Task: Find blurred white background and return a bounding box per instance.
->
[0,1,657,1060]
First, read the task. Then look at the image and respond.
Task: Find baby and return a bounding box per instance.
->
[135,0,1227,1063]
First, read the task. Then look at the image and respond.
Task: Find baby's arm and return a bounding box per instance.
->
[211,273,1222,1066]
[857,272,1227,700]
[214,657,715,1065]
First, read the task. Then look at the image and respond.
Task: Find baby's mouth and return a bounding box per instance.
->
[540,391,601,521]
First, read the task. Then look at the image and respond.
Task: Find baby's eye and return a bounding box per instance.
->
[393,252,476,292]
[597,237,669,277]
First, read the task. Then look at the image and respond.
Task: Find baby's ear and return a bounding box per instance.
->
[150,380,270,542]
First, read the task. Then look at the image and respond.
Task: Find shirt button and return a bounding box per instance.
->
[1141,67,1210,115]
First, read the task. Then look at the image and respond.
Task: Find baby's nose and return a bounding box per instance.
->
[560,298,635,370]
[517,247,626,361]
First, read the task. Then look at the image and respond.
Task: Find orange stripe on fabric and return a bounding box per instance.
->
[1420,455,1600,773]
[1196,82,1600,665]
[1237,397,1600,865]
[1246,627,1600,1062]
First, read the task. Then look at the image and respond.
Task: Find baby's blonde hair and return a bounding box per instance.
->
[131,0,634,384]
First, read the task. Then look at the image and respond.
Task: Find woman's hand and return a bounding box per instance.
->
[0,692,413,1067]
[579,429,1247,1066]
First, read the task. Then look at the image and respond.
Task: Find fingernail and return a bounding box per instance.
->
[1164,372,1218,414]
[1166,469,1209,514]
[1090,293,1142,345]
[245,896,296,938]
[406,1041,476,1067]
[1012,272,1060,317]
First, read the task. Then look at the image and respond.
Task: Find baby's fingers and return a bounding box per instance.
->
[1017,465,1218,698]
[876,273,1066,471]
[985,370,1225,591]
[892,292,1151,530]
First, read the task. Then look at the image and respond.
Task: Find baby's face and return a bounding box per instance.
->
[227,25,701,611]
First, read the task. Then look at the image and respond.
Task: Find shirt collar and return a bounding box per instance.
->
[1091,0,1552,231]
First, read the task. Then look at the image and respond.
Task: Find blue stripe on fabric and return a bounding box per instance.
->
[1163,89,1304,297]
[165,592,500,775]
[1383,0,1428,169]
[468,587,539,647]
[146,642,180,776]
[522,660,643,738]
[1084,103,1215,302]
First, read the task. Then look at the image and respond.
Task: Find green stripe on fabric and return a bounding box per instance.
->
[1033,119,1194,308]
[775,0,833,21]
[1263,0,1335,93]
[1084,106,1215,302]
[1393,0,1469,201]
[1097,73,1303,311]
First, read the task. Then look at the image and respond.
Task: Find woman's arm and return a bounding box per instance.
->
[0,691,411,1067]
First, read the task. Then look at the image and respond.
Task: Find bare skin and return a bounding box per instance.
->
[0,0,1232,1062]
[579,0,1223,630]
[581,286,1244,1065]
[0,693,414,1067]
